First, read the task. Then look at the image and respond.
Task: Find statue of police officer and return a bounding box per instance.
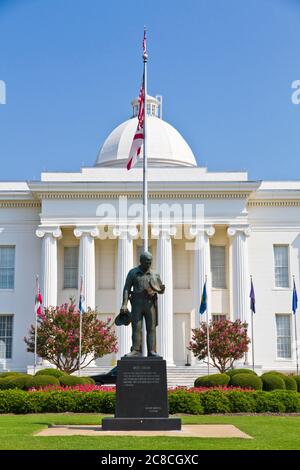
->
[115,251,165,357]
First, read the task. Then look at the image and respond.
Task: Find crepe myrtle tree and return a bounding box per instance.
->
[24,301,118,374]
[189,319,250,373]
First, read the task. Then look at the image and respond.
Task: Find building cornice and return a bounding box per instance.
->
[0,200,41,208]
[248,200,300,207]
[29,191,255,200]
[28,180,261,198]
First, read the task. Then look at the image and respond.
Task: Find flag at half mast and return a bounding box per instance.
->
[127,31,146,170]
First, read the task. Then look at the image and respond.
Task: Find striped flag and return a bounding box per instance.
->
[127,78,145,170]
[127,31,146,170]
[79,276,85,315]
[35,276,43,317]
[292,279,298,315]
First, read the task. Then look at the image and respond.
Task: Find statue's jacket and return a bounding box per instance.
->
[125,266,165,326]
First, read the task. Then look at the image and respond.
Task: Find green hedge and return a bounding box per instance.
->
[35,369,67,378]
[194,374,230,388]
[292,375,300,392]
[59,376,87,387]
[0,372,28,379]
[229,373,263,390]
[268,372,297,391]
[0,389,300,414]
[226,368,257,378]
[226,390,256,412]
[25,376,60,390]
[0,375,32,390]
[261,373,286,391]
[199,390,231,414]
[168,390,203,415]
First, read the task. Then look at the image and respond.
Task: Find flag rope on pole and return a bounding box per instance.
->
[142,27,148,252]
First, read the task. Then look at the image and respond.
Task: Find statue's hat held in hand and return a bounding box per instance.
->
[115,309,132,326]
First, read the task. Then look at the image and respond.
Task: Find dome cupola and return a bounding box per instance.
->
[95,96,197,168]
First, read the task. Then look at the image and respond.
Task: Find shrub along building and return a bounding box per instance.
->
[0,95,300,377]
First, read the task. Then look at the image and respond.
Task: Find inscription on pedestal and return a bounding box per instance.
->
[123,366,160,387]
[115,358,168,418]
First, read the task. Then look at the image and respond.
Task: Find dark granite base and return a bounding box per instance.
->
[102,417,181,431]
[103,356,182,431]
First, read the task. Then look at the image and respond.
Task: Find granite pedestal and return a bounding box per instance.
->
[102,357,181,431]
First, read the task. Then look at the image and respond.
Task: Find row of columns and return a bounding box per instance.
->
[36,225,251,366]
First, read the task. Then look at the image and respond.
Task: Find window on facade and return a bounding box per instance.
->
[0,246,15,289]
[0,315,13,359]
[211,246,226,288]
[212,314,227,322]
[274,245,289,288]
[276,314,292,359]
[64,246,79,288]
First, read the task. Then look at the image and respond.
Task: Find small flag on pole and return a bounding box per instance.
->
[127,31,146,170]
[250,276,256,313]
[199,281,207,315]
[293,279,298,314]
[79,276,85,315]
[35,276,43,317]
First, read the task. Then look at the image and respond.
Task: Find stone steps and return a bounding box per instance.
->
[79,365,216,388]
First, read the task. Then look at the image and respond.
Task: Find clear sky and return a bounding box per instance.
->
[0,0,299,181]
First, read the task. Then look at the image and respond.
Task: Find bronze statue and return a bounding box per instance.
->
[115,251,165,357]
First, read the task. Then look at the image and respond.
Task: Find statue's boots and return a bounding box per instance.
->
[148,351,160,358]
[125,349,142,358]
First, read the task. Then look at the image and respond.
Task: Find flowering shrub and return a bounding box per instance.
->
[189,319,251,373]
[24,302,118,373]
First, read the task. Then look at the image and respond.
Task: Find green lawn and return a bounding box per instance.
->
[0,414,299,450]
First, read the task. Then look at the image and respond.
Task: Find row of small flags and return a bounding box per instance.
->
[199,276,298,316]
[35,275,85,317]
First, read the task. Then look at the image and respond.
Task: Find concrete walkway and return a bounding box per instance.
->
[36,424,252,439]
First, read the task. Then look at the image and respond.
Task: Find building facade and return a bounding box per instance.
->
[1,96,300,373]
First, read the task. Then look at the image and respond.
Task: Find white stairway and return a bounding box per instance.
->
[78,364,217,388]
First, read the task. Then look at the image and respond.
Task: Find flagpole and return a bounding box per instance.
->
[293,276,299,375]
[34,275,38,375]
[79,312,82,377]
[250,275,255,372]
[251,310,255,372]
[78,275,83,377]
[143,26,148,252]
[294,314,299,376]
[205,275,210,376]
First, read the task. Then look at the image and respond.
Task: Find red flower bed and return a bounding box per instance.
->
[28,384,255,393]
[169,386,255,393]
[28,384,116,393]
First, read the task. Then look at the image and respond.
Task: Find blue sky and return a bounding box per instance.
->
[0,0,299,181]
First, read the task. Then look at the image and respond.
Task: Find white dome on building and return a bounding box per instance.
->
[95,96,197,168]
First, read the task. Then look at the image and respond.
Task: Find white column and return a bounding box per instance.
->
[190,226,215,329]
[36,227,62,307]
[74,227,99,309]
[152,226,176,366]
[113,226,138,359]
[227,226,251,324]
